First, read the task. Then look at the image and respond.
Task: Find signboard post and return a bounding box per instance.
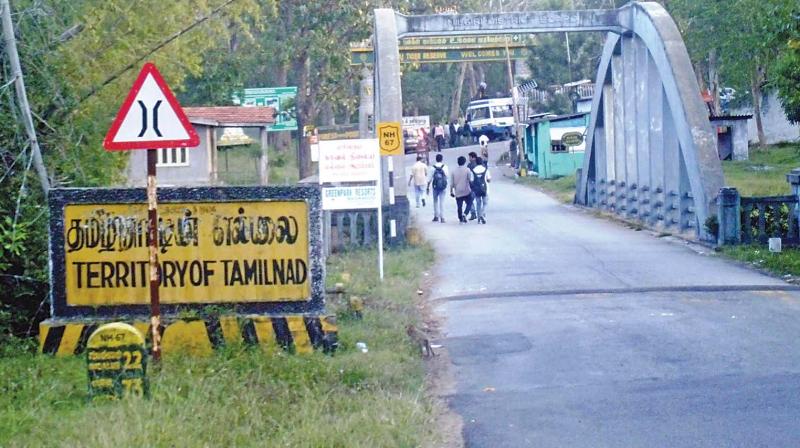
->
[103,63,199,362]
[318,139,384,280]
[43,186,336,357]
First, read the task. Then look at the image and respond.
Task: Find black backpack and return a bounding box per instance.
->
[471,168,487,196]
[432,166,447,191]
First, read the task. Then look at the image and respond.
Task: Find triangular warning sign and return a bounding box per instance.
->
[103,63,200,151]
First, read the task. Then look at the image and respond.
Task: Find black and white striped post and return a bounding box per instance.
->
[387,157,396,238]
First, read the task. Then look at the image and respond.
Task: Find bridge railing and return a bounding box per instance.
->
[740,196,799,245]
[716,169,800,246]
[323,199,410,255]
[324,210,377,255]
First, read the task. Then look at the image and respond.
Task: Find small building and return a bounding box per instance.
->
[126,106,275,186]
[710,114,751,161]
[524,112,589,179]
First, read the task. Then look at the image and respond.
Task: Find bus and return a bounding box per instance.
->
[464,97,522,141]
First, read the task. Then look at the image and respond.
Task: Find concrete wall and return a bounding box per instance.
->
[126,124,213,187]
[733,92,800,144]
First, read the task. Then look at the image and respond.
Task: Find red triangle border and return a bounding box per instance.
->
[103,62,200,151]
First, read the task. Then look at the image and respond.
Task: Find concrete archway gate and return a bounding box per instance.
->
[372,1,723,241]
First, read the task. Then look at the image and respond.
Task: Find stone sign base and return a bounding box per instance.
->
[40,314,337,357]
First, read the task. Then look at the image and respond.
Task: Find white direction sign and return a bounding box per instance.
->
[322,186,380,210]
[318,139,380,183]
[103,63,199,151]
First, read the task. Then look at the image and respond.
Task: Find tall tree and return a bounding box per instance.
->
[670,0,794,145]
[772,10,800,125]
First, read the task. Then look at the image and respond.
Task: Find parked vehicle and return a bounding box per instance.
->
[404,129,419,153]
[465,97,517,140]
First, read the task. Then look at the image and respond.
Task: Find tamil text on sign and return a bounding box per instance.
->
[87,323,148,400]
[318,139,380,183]
[63,201,310,306]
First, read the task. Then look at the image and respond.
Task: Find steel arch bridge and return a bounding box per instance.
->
[372,1,723,241]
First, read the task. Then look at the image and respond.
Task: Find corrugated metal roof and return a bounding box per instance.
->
[184,106,276,126]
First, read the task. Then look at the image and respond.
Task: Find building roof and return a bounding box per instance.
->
[529,111,589,124]
[184,106,276,127]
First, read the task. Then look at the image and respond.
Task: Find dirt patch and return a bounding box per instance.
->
[415,263,464,448]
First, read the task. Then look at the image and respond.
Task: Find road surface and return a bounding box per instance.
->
[406,143,800,447]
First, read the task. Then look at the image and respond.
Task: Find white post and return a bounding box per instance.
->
[376,149,385,281]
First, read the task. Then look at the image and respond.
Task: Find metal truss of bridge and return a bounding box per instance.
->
[373,2,723,241]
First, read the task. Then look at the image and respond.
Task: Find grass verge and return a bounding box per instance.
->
[514,173,577,203]
[722,244,800,279]
[0,245,437,447]
[722,142,800,196]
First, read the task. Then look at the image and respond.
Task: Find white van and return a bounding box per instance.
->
[465,97,516,140]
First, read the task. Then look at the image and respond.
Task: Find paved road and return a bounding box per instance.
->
[406,143,800,447]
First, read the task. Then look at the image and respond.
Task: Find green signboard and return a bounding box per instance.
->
[351,47,531,65]
[235,87,298,132]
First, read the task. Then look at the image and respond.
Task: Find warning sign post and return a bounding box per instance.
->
[103,63,199,362]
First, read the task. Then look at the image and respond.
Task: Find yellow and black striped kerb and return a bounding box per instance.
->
[40,315,337,357]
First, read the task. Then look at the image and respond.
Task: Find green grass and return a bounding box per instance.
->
[218,144,298,186]
[514,173,577,203]
[0,245,438,447]
[722,244,800,278]
[722,142,800,197]
[511,142,800,202]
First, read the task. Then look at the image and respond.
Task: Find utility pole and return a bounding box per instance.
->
[500,0,524,171]
[1,0,51,193]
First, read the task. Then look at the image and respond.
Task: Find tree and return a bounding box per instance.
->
[669,0,794,146]
[0,0,258,347]
[772,11,800,124]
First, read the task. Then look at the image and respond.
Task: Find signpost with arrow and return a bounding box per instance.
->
[103,63,200,362]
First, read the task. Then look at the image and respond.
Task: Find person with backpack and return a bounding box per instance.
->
[471,156,491,224]
[466,152,479,221]
[450,156,474,224]
[426,153,449,223]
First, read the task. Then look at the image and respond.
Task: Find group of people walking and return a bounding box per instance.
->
[427,120,471,152]
[408,143,492,224]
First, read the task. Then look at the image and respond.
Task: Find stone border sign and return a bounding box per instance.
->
[48,186,324,318]
[87,322,148,399]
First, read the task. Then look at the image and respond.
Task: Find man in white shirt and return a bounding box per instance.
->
[408,155,428,208]
[478,134,490,165]
[434,123,446,152]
